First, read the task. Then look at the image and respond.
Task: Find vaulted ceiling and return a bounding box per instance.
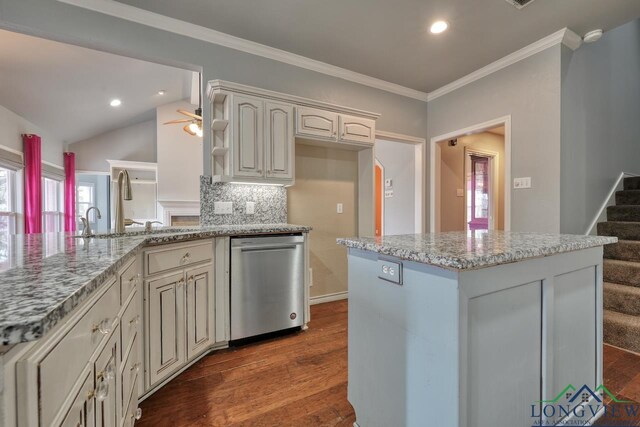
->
[116,0,640,93]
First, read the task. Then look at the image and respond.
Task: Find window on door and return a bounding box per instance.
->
[42,177,63,233]
[467,156,489,231]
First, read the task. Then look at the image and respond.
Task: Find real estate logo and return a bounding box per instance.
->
[530,383,639,426]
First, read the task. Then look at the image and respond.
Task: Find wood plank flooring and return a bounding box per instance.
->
[138,300,640,426]
[137,300,354,427]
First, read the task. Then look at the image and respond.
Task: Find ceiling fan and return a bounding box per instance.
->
[163,72,203,138]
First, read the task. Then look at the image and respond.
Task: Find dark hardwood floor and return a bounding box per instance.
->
[137,300,355,427]
[138,300,640,426]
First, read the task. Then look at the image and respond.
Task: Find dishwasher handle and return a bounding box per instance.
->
[239,244,300,252]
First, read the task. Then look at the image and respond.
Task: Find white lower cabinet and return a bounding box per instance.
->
[144,240,215,393]
[95,326,119,427]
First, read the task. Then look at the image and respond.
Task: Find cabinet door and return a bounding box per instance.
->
[60,370,95,427]
[95,328,119,427]
[339,114,375,145]
[232,95,264,178]
[186,264,215,359]
[265,102,294,180]
[147,272,186,387]
[295,107,338,141]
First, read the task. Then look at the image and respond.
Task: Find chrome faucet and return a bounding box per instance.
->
[145,221,163,232]
[80,206,102,237]
[115,170,132,233]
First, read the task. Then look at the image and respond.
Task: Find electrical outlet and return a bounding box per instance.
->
[513,177,532,189]
[214,201,233,214]
[246,201,255,215]
[337,203,343,214]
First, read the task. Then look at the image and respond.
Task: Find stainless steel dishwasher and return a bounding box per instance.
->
[230,234,305,340]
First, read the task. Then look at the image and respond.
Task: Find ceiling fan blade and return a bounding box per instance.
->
[163,119,192,125]
[177,109,203,120]
[183,124,196,136]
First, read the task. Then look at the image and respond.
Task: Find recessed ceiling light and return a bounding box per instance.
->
[158,90,166,95]
[110,99,122,107]
[430,21,449,34]
[583,29,603,43]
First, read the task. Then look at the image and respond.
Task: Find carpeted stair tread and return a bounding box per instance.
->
[604,240,640,262]
[624,176,640,191]
[604,282,640,316]
[599,221,640,241]
[604,309,640,353]
[616,190,640,205]
[604,259,640,287]
[607,205,640,222]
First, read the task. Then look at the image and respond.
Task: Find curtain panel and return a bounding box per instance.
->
[64,152,76,232]
[23,134,42,234]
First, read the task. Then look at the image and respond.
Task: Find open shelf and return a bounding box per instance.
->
[211,147,229,157]
[211,119,229,132]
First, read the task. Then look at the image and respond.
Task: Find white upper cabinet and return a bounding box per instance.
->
[232,95,264,178]
[339,115,375,145]
[295,107,338,141]
[265,102,294,180]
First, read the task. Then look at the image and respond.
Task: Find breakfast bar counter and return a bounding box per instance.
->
[337,231,616,427]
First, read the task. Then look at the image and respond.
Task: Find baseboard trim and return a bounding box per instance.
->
[310,291,348,305]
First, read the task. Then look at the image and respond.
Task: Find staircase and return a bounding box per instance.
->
[599,176,640,353]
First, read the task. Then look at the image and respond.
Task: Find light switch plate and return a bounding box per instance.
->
[337,203,343,214]
[246,201,255,215]
[378,258,402,285]
[214,201,233,214]
[513,177,532,189]
[385,178,393,188]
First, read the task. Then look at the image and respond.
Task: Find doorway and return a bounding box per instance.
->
[430,116,510,233]
[375,160,384,237]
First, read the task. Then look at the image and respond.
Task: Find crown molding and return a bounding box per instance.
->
[427,28,581,102]
[56,0,429,102]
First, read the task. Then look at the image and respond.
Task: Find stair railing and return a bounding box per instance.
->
[584,171,640,235]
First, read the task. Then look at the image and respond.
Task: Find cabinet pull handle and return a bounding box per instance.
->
[92,319,112,335]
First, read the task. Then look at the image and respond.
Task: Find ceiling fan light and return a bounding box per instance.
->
[188,122,200,134]
[195,128,203,138]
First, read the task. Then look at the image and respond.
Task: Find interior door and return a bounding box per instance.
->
[233,94,264,178]
[186,264,215,359]
[265,101,294,180]
[468,155,490,231]
[147,272,186,387]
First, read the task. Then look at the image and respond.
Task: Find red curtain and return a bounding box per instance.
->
[64,152,76,232]
[23,134,42,234]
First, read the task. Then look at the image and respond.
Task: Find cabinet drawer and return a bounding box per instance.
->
[120,291,140,362]
[295,107,338,140]
[145,241,213,276]
[39,278,119,426]
[121,335,140,417]
[120,257,140,305]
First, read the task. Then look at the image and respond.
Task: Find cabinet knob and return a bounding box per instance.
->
[180,252,191,264]
[129,315,140,326]
[188,275,194,283]
[178,278,185,287]
[96,380,109,402]
[92,318,112,335]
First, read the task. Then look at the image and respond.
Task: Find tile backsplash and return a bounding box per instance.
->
[200,176,287,225]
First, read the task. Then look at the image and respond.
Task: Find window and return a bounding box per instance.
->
[0,166,18,269]
[76,182,95,229]
[42,177,63,233]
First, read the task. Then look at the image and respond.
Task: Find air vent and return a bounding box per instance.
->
[505,0,536,9]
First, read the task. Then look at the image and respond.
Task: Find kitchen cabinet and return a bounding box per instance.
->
[232,94,264,179]
[147,272,186,387]
[295,107,338,141]
[339,114,375,145]
[186,264,216,359]
[265,101,294,180]
[95,326,119,427]
[60,369,95,427]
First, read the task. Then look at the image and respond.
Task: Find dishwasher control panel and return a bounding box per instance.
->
[378,259,402,285]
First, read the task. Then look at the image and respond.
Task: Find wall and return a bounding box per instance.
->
[438,132,505,232]
[375,139,415,235]
[0,104,64,166]
[427,46,562,233]
[200,178,287,225]
[157,100,202,202]
[68,119,156,172]
[0,0,429,178]
[561,19,640,234]
[287,143,358,299]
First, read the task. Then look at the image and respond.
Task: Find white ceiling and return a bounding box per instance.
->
[0,29,194,144]
[116,0,640,92]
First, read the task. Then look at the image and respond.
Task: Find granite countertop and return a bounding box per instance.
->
[0,224,311,346]
[337,231,617,271]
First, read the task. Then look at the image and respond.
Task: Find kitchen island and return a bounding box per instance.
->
[337,231,616,427]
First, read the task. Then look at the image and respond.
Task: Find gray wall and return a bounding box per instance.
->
[427,46,562,233]
[375,139,416,235]
[69,119,156,172]
[0,0,428,178]
[560,19,640,234]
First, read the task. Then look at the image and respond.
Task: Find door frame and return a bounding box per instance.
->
[374,159,385,236]
[464,148,499,231]
[429,115,511,233]
[375,130,426,234]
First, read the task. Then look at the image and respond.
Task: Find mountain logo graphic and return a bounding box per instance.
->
[539,384,632,404]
